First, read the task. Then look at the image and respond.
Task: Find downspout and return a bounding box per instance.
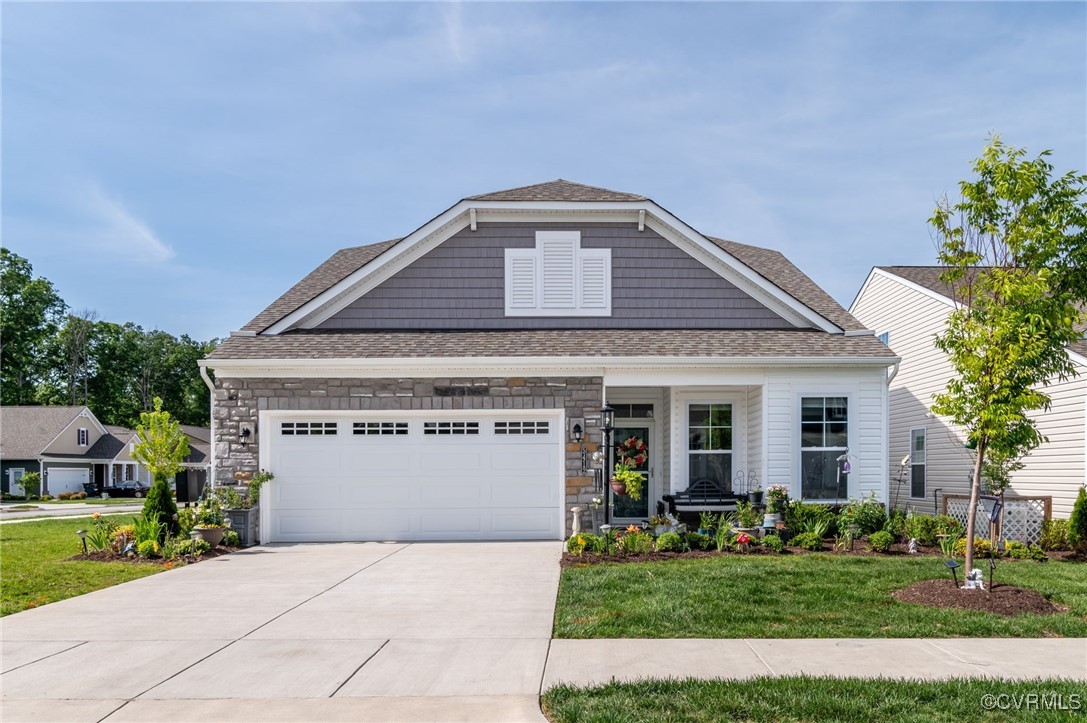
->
[199,365,216,491]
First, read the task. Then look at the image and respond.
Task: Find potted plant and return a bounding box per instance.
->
[733,500,762,534]
[192,494,228,547]
[609,462,644,500]
[219,470,272,547]
[698,510,717,536]
[747,482,764,507]
[649,514,673,536]
[766,484,789,514]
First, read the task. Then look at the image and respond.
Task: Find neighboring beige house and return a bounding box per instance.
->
[850,266,1087,519]
[0,405,211,497]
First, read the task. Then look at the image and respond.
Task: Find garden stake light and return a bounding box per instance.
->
[600,524,612,554]
[945,558,960,587]
[988,555,997,593]
[76,529,88,555]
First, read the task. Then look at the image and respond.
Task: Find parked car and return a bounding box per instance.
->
[104,480,150,498]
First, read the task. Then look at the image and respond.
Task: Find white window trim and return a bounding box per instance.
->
[78,428,89,447]
[794,393,853,503]
[672,391,746,494]
[504,231,612,316]
[909,426,927,499]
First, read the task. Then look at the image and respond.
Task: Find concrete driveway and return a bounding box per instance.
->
[1,542,561,722]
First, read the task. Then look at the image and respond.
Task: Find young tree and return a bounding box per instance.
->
[132,397,189,536]
[0,249,67,404]
[931,137,1087,578]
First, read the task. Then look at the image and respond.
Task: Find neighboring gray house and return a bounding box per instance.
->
[850,266,1087,519]
[0,405,211,496]
[201,180,897,543]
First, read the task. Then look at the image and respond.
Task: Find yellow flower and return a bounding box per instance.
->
[92,512,101,519]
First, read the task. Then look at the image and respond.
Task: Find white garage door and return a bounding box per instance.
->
[48,468,89,496]
[264,413,563,542]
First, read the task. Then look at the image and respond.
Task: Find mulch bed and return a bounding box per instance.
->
[892,578,1065,617]
[69,548,236,566]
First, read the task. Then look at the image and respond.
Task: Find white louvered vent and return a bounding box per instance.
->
[504,231,611,316]
[540,236,577,308]
[507,253,537,309]
[579,250,610,309]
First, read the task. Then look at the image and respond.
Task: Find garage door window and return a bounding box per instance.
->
[281,422,338,436]
[494,421,549,435]
[423,421,479,435]
[354,422,409,436]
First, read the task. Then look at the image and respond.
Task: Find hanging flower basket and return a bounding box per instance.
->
[610,478,628,496]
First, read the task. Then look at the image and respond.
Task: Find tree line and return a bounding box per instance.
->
[1,249,218,428]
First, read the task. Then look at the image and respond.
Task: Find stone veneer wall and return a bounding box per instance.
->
[213,376,604,536]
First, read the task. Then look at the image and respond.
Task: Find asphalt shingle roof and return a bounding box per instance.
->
[0,406,86,460]
[710,237,865,332]
[208,329,895,361]
[240,239,402,333]
[466,179,647,202]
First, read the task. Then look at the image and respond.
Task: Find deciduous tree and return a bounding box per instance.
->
[931,137,1087,577]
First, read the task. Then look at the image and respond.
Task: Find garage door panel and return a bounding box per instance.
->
[491,510,560,535]
[48,469,89,496]
[266,413,562,542]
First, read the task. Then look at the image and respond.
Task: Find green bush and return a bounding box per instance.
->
[1068,487,1087,554]
[904,514,963,547]
[17,471,41,497]
[1039,519,1069,551]
[141,477,178,538]
[791,532,823,551]
[838,494,887,536]
[567,533,606,555]
[784,502,837,536]
[685,532,712,550]
[137,540,160,558]
[617,530,654,555]
[867,530,895,553]
[954,536,992,557]
[884,510,908,540]
[760,534,784,553]
[221,529,240,547]
[1004,541,1047,561]
[655,532,683,552]
[173,538,211,557]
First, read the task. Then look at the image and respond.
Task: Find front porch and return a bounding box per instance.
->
[590,371,885,529]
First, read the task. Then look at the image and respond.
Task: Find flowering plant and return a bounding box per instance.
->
[766,484,789,501]
[589,497,603,509]
[610,463,645,501]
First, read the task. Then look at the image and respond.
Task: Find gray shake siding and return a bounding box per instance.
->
[317,222,791,330]
[214,376,605,534]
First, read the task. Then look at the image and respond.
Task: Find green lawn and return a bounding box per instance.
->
[555,554,1087,638]
[0,516,163,616]
[542,677,1087,723]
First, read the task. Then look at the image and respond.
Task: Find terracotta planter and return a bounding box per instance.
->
[610,479,627,496]
[193,526,225,547]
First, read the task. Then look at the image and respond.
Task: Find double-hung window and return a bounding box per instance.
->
[504,231,611,316]
[800,396,848,500]
[687,403,732,491]
[910,428,926,498]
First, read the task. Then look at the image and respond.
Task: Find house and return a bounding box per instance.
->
[200,179,897,543]
[850,266,1087,519]
[0,405,211,497]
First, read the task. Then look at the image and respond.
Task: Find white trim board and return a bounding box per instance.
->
[261,200,842,336]
[202,355,900,379]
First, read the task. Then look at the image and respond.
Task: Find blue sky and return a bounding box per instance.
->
[3,2,1084,340]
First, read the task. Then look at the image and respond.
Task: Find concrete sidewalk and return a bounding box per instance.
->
[543,638,1087,689]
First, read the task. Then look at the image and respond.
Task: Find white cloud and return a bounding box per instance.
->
[84,185,174,263]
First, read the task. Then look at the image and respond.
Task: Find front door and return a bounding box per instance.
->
[611,422,653,523]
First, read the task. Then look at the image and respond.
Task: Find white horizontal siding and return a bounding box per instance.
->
[747,385,764,487]
[852,271,1087,518]
[763,368,889,503]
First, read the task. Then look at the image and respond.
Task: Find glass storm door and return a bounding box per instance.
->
[612,423,652,522]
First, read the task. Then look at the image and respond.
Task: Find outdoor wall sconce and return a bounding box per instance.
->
[572,423,588,472]
[239,425,252,445]
[571,423,583,444]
